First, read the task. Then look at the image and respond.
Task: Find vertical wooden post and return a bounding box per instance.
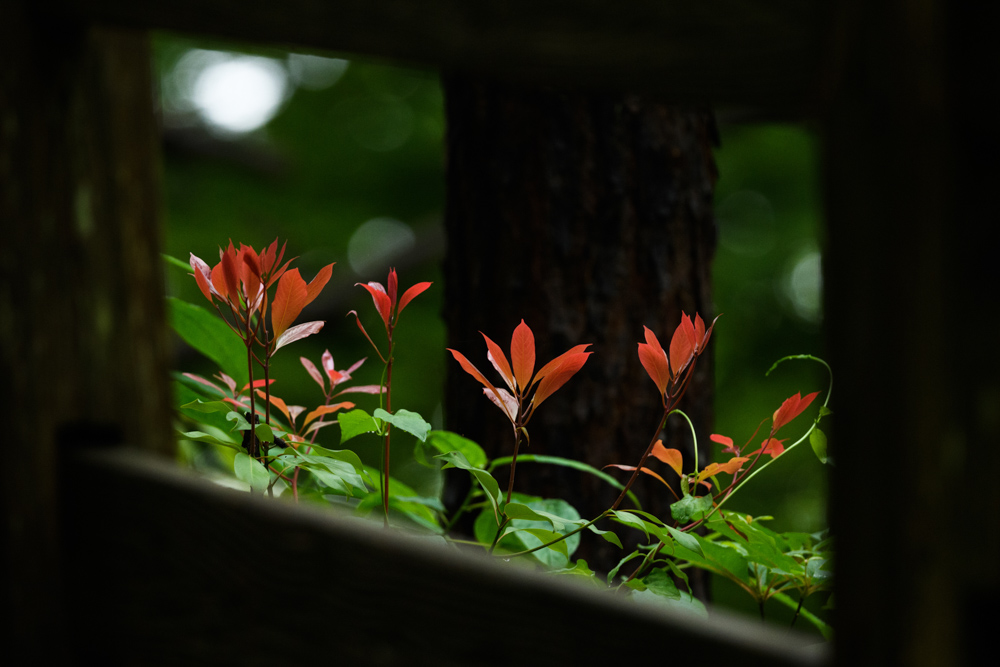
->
[0,2,169,656]
[824,1,1000,664]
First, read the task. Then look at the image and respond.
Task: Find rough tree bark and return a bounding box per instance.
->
[442,75,718,573]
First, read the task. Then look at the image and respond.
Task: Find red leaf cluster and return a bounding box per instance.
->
[637,312,717,405]
[448,320,592,427]
[356,268,432,336]
[189,239,333,352]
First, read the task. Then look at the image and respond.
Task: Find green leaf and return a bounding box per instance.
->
[499,527,570,563]
[504,502,582,532]
[180,399,234,415]
[167,297,247,386]
[586,524,623,549]
[810,427,829,464]
[609,510,655,538]
[277,448,371,496]
[338,409,380,443]
[806,557,832,581]
[489,454,643,510]
[254,422,275,444]
[425,430,487,469]
[234,452,269,492]
[178,430,241,451]
[553,559,598,580]
[373,408,430,442]
[301,444,370,473]
[670,493,714,524]
[514,498,582,554]
[162,253,194,273]
[607,551,644,583]
[700,540,751,585]
[662,524,703,556]
[436,450,502,523]
[226,411,252,432]
[641,568,681,600]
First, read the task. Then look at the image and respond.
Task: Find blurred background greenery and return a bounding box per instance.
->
[156,34,828,620]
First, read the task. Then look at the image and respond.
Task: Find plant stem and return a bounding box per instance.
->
[488,516,511,554]
[611,407,671,511]
[504,512,608,559]
[381,342,394,526]
[790,595,805,628]
[506,429,522,505]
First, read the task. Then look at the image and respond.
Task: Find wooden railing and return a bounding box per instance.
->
[61,444,826,665]
[4,2,996,665]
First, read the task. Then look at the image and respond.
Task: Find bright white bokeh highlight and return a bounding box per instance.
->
[287,53,349,90]
[717,190,777,256]
[348,217,417,276]
[784,249,823,323]
[190,54,289,134]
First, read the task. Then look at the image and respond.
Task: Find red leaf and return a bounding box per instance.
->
[220,243,240,304]
[210,261,230,302]
[336,384,384,395]
[304,401,355,426]
[448,348,510,421]
[321,349,335,376]
[189,254,215,302]
[304,263,335,306]
[772,391,820,432]
[484,387,519,424]
[271,269,309,339]
[215,372,237,395]
[534,345,591,384]
[260,239,278,275]
[650,440,684,476]
[182,372,225,395]
[698,456,750,482]
[344,357,366,376]
[636,466,674,489]
[754,438,786,458]
[300,356,325,390]
[709,434,733,448]
[604,463,638,473]
[668,313,695,379]
[710,433,740,454]
[239,378,274,394]
[270,240,287,275]
[387,268,398,305]
[694,313,706,350]
[358,282,392,331]
[397,281,432,317]
[266,256,296,288]
[482,332,515,392]
[510,320,535,391]
[287,405,306,424]
[532,350,591,410]
[638,327,670,397]
[255,389,293,426]
[274,320,325,352]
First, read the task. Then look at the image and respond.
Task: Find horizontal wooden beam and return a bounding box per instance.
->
[55,0,831,111]
[61,446,828,665]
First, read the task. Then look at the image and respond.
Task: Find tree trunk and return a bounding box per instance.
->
[442,75,718,574]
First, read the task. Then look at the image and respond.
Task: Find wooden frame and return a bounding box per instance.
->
[4,1,994,664]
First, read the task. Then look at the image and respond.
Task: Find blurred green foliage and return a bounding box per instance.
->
[155,33,828,554]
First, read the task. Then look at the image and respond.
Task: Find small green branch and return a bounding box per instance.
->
[505,511,609,559]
